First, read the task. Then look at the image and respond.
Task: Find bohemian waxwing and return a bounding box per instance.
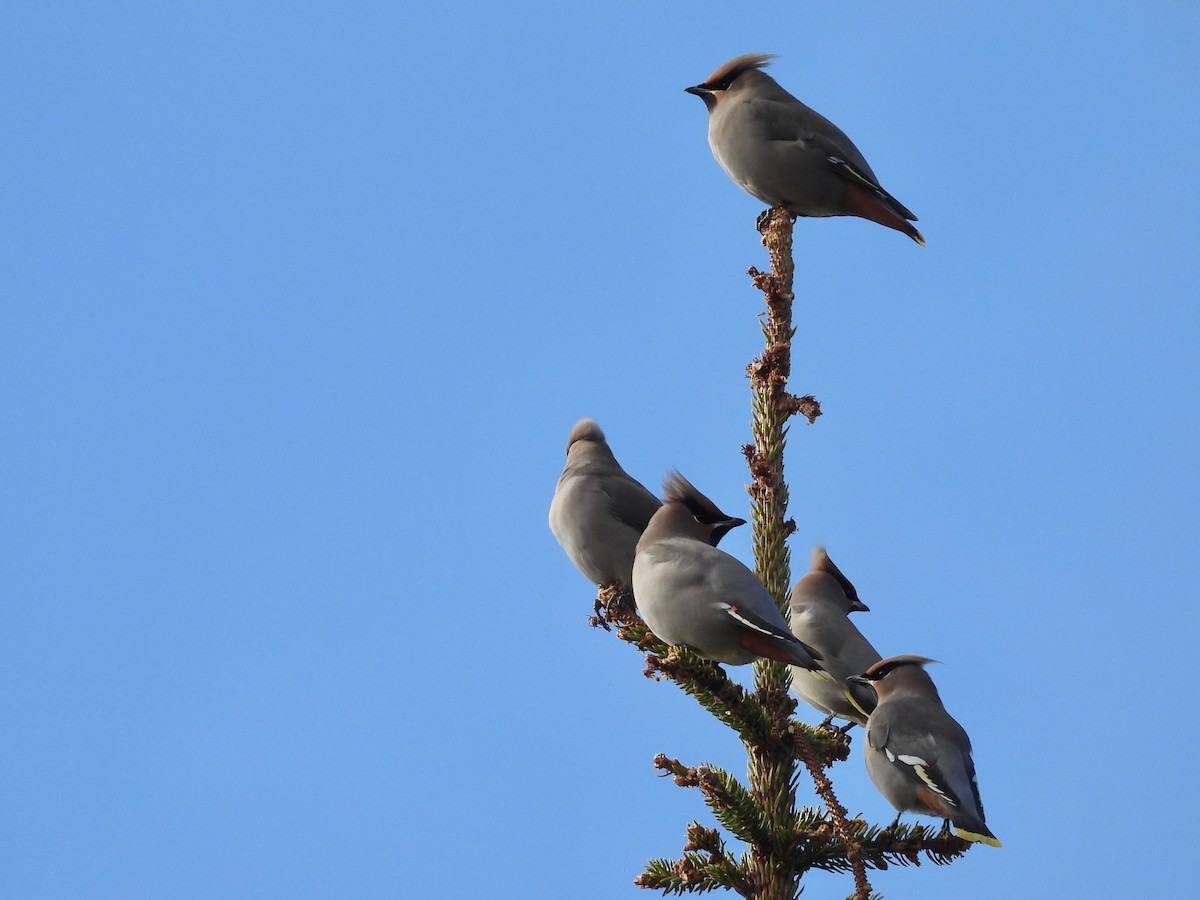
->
[549,419,663,598]
[685,53,924,244]
[848,656,1002,847]
[633,472,822,670]
[788,546,882,726]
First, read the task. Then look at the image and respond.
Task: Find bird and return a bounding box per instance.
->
[847,656,1001,847]
[549,419,664,600]
[788,546,882,727]
[633,471,822,670]
[685,53,924,244]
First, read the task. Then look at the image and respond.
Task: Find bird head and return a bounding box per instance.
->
[564,418,605,453]
[811,545,869,613]
[662,471,746,546]
[685,53,777,110]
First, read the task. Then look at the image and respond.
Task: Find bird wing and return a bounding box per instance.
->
[720,601,826,669]
[720,600,810,647]
[868,713,965,814]
[870,699,997,843]
[742,94,918,222]
[824,155,918,222]
[604,478,662,532]
[790,599,879,708]
[751,97,882,187]
[707,560,798,641]
[704,556,824,665]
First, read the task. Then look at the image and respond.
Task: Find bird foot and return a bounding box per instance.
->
[816,715,858,737]
[590,585,638,630]
[755,206,796,235]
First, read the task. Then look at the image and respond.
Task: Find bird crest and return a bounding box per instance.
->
[701,53,776,90]
[862,654,939,680]
[662,471,725,522]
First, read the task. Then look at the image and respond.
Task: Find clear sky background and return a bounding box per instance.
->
[3,2,1197,898]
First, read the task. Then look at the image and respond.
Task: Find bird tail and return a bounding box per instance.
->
[776,638,825,672]
[841,183,925,245]
[952,819,1002,848]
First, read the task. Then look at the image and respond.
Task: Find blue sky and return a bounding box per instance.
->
[2,2,1197,897]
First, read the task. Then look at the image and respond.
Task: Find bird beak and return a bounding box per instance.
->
[846,675,870,686]
[849,599,870,613]
[684,84,712,96]
[708,516,747,546]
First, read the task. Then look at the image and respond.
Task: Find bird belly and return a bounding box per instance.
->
[711,139,781,207]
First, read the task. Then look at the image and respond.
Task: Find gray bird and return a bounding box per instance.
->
[633,472,822,670]
[549,419,663,599]
[686,53,924,244]
[848,656,1002,847]
[788,546,882,727]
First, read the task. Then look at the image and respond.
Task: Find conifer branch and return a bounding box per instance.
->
[637,852,755,896]
[591,206,972,897]
[794,817,971,872]
[654,756,775,850]
[741,208,835,899]
[790,729,871,897]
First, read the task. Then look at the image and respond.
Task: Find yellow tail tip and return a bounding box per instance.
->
[953,826,1002,848]
[844,688,872,719]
